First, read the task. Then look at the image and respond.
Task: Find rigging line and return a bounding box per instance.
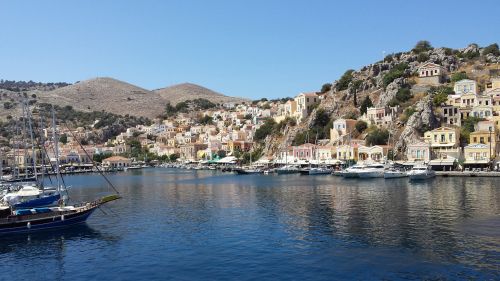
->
[63,124,120,195]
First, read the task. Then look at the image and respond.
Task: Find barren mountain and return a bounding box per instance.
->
[34,77,166,119]
[154,83,248,105]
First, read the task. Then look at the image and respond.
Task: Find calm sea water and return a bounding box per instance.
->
[0,168,499,280]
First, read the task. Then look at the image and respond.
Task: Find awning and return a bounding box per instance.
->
[429,159,456,166]
[464,159,489,165]
[217,156,237,164]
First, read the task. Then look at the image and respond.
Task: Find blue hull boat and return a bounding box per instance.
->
[13,193,61,209]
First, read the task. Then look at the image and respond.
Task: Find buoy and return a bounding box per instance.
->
[27,222,31,229]
[61,215,65,221]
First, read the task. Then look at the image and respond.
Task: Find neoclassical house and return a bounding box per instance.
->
[423,127,461,160]
[417,62,445,85]
[357,145,391,163]
[406,141,431,163]
[454,79,478,95]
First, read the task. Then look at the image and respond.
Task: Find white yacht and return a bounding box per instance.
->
[357,163,385,178]
[308,167,332,175]
[276,165,300,174]
[341,164,366,178]
[408,165,436,180]
[383,168,408,179]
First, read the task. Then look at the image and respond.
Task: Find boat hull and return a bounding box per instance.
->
[276,169,299,175]
[408,173,435,181]
[383,172,407,179]
[13,193,61,209]
[308,170,332,175]
[357,171,384,178]
[0,207,96,235]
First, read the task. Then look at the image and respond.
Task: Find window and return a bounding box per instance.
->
[441,135,445,142]
[473,137,477,143]
[480,137,484,144]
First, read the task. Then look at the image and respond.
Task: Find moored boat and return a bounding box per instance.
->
[342,164,366,178]
[308,167,332,175]
[357,164,385,178]
[0,194,120,235]
[383,169,408,179]
[276,165,300,174]
[408,165,435,180]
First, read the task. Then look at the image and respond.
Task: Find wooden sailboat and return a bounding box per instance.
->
[0,106,120,235]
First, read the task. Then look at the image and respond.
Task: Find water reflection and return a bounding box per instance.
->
[2,169,497,280]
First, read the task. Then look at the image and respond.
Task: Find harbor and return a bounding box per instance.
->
[1,168,498,280]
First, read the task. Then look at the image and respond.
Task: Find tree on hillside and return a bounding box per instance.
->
[320,83,332,93]
[254,118,277,142]
[366,127,389,146]
[59,133,68,144]
[483,43,500,56]
[335,69,355,91]
[412,40,433,53]
[451,72,468,82]
[355,120,368,133]
[360,96,373,115]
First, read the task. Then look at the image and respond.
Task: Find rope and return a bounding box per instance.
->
[63,124,120,194]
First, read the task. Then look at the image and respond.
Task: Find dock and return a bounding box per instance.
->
[436,171,500,177]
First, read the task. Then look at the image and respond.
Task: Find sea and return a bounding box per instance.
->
[0,168,498,280]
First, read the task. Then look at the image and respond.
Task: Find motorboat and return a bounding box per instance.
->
[383,168,408,179]
[308,167,332,175]
[234,166,263,175]
[357,164,385,178]
[408,165,436,180]
[276,165,300,174]
[341,164,366,178]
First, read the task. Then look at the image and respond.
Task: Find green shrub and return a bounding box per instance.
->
[417,53,429,62]
[431,86,454,106]
[366,126,389,145]
[460,117,485,145]
[254,118,277,141]
[355,120,368,133]
[336,69,355,91]
[388,87,412,106]
[383,63,408,87]
[401,107,416,123]
[412,40,433,54]
[483,43,500,56]
[320,83,332,93]
[451,72,468,82]
[360,96,373,115]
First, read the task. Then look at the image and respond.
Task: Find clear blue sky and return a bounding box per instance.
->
[1,0,499,99]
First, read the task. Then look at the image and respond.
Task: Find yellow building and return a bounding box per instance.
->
[336,144,359,161]
[469,130,497,158]
[424,127,461,160]
[463,143,490,168]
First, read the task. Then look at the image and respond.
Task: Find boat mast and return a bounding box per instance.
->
[39,114,46,190]
[51,106,62,204]
[21,103,29,180]
[13,121,20,180]
[25,100,38,182]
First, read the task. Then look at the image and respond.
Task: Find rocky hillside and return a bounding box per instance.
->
[154,83,248,105]
[0,78,247,120]
[270,42,500,158]
[33,77,165,119]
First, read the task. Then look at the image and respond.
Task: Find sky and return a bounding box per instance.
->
[1,0,499,100]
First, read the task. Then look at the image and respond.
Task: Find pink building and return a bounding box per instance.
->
[292,143,315,160]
